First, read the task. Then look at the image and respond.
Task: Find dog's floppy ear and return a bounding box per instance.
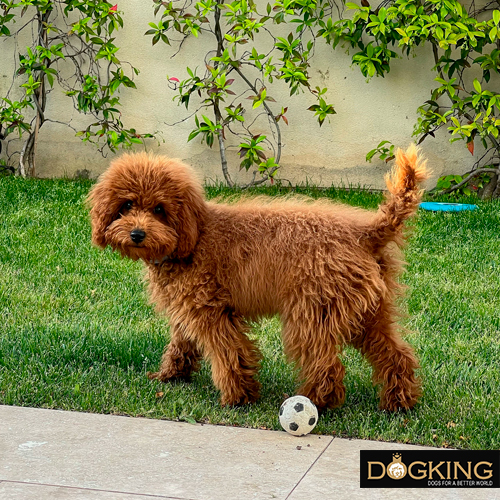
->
[87,180,120,249]
[175,179,206,259]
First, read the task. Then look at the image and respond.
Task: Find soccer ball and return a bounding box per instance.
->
[279,395,318,436]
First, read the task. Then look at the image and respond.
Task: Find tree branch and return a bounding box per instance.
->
[213,0,234,188]
[232,65,282,165]
[433,167,500,195]
[431,41,500,150]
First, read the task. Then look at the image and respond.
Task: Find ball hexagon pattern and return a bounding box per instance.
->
[279,395,318,436]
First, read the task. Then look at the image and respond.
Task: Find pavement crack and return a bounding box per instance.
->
[285,436,335,500]
[0,480,201,500]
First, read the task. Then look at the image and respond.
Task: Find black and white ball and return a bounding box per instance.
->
[279,395,318,436]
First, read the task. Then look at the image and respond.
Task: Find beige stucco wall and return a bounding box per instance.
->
[0,1,480,189]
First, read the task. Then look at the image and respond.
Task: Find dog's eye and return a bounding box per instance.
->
[122,200,133,211]
[153,205,165,215]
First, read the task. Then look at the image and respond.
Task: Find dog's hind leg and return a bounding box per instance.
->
[148,325,202,383]
[352,302,421,411]
[197,309,261,406]
[282,308,347,410]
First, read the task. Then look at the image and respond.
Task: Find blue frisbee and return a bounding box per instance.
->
[419,202,478,212]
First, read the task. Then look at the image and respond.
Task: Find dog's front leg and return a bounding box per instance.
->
[148,325,202,383]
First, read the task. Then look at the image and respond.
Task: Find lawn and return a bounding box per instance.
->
[0,176,499,449]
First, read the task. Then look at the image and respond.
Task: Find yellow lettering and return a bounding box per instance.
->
[408,461,427,480]
[474,462,493,480]
[454,461,472,480]
[367,462,386,480]
[428,461,446,480]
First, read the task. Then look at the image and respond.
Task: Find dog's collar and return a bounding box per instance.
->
[149,255,174,266]
[148,251,193,267]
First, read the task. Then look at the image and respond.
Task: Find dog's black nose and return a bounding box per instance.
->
[130,229,146,244]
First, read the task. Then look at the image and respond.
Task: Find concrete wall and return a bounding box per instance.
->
[0,0,480,189]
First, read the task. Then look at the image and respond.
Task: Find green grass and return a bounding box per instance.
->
[0,177,499,449]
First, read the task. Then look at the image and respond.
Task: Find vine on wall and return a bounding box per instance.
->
[0,1,153,177]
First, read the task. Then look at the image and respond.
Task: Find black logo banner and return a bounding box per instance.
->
[360,450,500,488]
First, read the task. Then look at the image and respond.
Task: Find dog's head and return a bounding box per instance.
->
[88,152,206,263]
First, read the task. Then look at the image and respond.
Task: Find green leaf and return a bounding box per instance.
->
[489,26,497,42]
[366,149,376,162]
[188,129,201,142]
[473,79,482,93]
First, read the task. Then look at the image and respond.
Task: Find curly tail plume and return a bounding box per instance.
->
[371,144,430,246]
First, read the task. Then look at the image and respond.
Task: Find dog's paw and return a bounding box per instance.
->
[220,393,258,407]
[300,383,346,411]
[379,384,421,412]
[219,380,261,407]
[147,370,192,383]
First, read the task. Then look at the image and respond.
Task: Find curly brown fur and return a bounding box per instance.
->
[88,145,428,411]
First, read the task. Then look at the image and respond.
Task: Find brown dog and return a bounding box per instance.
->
[89,145,428,411]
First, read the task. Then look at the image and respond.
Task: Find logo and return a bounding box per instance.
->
[386,453,407,480]
[360,450,500,488]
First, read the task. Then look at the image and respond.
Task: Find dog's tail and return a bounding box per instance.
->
[369,144,429,246]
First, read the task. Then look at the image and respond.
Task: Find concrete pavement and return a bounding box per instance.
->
[0,405,497,500]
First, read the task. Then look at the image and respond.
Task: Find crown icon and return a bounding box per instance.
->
[393,453,402,461]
